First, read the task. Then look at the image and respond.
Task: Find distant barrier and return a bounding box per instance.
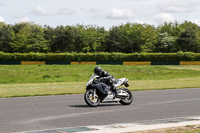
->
[21,61,45,65]
[123,61,151,65]
[71,62,96,65]
[0,61,200,65]
[180,61,200,65]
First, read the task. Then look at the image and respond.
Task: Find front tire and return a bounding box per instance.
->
[119,89,133,105]
[84,90,100,107]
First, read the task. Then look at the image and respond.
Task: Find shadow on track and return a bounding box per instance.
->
[69,104,122,108]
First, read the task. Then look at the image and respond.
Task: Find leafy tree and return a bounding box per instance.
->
[157,22,181,36]
[156,32,177,52]
[0,23,14,52]
[155,22,182,52]
[44,25,55,52]
[106,23,158,53]
[79,25,106,52]
[0,21,199,53]
[177,21,200,52]
[106,23,142,53]
[11,22,49,53]
[105,26,123,52]
[49,25,85,53]
[49,26,66,53]
[64,25,83,52]
[120,23,141,53]
[139,24,158,52]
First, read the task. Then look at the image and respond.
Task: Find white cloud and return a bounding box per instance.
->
[33,5,53,16]
[19,17,31,22]
[107,8,134,19]
[160,5,183,13]
[0,16,4,22]
[157,0,200,13]
[192,20,200,26]
[86,7,105,18]
[14,15,31,23]
[0,2,5,7]
[87,7,102,13]
[154,13,174,23]
[186,0,200,7]
[134,20,145,24]
[58,8,75,15]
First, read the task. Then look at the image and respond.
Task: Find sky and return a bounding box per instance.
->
[0,0,200,29]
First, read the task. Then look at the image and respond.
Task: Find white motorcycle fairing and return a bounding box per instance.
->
[113,78,128,88]
[101,78,129,103]
[102,93,120,102]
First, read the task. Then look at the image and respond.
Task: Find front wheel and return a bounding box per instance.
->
[119,89,133,105]
[84,90,100,107]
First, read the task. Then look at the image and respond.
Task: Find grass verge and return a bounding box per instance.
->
[1,77,200,98]
[0,65,200,98]
[1,65,200,83]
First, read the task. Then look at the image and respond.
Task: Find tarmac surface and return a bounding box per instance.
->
[0,88,200,133]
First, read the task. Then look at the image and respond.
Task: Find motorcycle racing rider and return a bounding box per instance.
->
[93,66,115,97]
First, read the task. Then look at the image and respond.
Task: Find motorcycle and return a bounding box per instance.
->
[84,74,133,107]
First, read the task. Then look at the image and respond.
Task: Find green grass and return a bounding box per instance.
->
[0,65,200,98]
[1,78,200,98]
[1,65,200,83]
[165,66,200,71]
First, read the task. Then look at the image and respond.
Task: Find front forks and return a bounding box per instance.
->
[93,89,96,99]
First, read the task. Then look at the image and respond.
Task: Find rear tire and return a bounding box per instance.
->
[119,89,133,105]
[84,90,100,107]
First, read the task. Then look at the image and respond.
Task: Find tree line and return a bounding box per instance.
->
[0,21,200,53]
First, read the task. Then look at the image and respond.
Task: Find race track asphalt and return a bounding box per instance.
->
[0,88,200,133]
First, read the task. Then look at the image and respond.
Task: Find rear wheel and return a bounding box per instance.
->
[119,89,133,105]
[84,90,100,107]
